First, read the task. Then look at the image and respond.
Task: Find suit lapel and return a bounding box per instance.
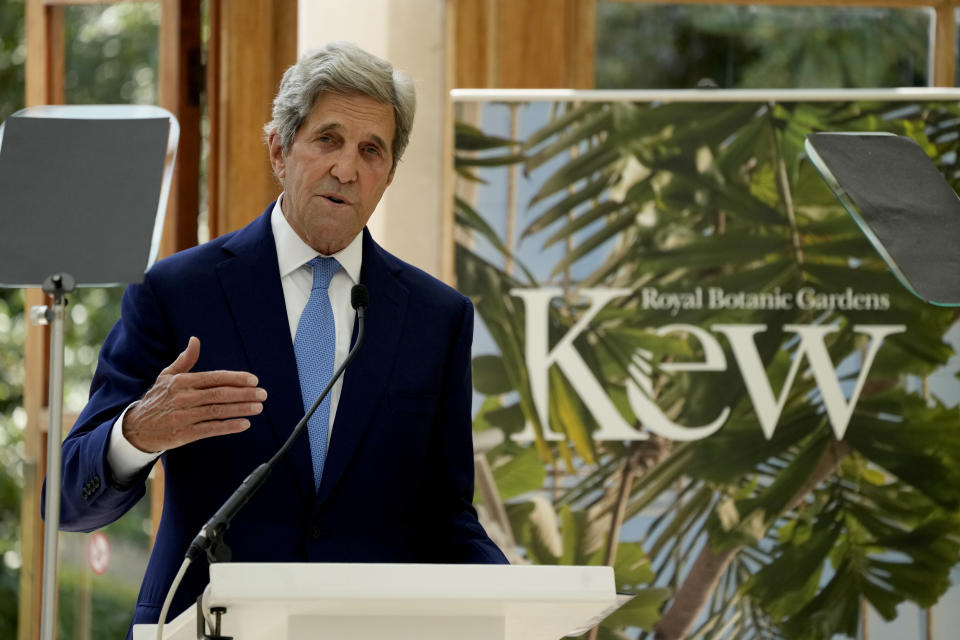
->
[315,230,407,509]
[216,207,316,507]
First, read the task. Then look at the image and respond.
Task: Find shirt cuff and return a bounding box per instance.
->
[107,404,162,484]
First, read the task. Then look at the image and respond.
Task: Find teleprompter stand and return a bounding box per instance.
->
[806,132,960,307]
[0,105,179,640]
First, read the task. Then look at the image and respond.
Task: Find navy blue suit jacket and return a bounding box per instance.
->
[56,205,507,628]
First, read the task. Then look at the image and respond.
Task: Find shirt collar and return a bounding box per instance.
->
[271,195,363,284]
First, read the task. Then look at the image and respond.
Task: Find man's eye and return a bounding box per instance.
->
[363,146,381,156]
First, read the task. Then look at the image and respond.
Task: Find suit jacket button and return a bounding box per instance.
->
[310,524,324,540]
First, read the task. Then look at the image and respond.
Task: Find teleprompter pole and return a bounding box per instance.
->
[32,272,75,640]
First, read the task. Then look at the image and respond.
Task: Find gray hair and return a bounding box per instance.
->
[264,41,416,173]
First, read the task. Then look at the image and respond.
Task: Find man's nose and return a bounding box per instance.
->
[330,149,359,183]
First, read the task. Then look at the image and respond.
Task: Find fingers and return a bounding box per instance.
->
[161,336,201,376]
[170,369,260,390]
[180,399,265,423]
[191,418,255,440]
[123,340,270,452]
[174,385,267,408]
[124,390,265,453]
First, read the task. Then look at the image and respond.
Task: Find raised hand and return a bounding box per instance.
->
[123,337,267,453]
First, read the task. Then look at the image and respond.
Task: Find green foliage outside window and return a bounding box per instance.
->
[596,5,930,89]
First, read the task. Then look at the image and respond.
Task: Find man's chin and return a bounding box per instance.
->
[305,226,359,255]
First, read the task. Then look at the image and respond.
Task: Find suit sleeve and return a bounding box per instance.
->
[53,273,176,532]
[431,296,509,564]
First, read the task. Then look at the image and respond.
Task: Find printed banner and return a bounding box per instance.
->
[454,94,960,640]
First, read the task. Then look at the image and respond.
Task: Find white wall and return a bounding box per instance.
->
[298,0,451,282]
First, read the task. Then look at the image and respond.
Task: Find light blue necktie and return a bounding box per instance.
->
[294,256,340,490]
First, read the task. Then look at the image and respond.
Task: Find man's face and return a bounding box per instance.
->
[269,92,396,255]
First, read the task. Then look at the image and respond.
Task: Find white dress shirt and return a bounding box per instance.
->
[107,196,362,482]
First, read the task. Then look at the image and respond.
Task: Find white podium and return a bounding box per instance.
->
[133,563,626,640]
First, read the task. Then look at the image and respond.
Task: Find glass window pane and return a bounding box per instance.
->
[596,4,931,89]
[64,4,160,105]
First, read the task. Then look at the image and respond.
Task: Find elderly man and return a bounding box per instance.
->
[55,41,507,630]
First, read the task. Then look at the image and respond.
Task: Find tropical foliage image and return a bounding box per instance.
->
[454,96,960,640]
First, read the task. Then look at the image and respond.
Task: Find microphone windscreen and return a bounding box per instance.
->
[351,284,370,310]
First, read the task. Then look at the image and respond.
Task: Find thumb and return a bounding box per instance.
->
[161,336,200,376]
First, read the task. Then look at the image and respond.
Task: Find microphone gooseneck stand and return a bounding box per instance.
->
[155,284,369,640]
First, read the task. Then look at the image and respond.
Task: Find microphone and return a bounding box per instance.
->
[186,284,370,563]
[352,284,369,311]
[157,285,371,639]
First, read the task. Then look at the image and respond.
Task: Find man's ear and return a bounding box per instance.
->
[267,130,286,181]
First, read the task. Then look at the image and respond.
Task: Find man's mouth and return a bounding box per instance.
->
[322,194,348,205]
